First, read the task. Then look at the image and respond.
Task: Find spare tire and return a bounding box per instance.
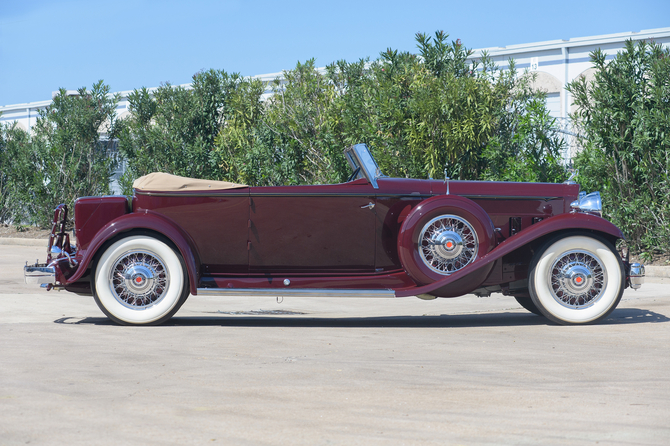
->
[397,195,495,287]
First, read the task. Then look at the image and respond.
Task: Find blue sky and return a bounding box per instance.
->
[1,0,668,106]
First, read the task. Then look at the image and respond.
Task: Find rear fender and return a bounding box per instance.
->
[396,212,624,297]
[67,211,200,295]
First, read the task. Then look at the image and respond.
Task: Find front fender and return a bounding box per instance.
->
[396,212,624,298]
[67,211,201,295]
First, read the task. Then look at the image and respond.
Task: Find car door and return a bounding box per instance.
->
[248,181,376,273]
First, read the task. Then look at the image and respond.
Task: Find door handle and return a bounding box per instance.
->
[360,202,375,209]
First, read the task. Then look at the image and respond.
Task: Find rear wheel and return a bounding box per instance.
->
[92,235,189,325]
[528,234,624,325]
[513,295,543,316]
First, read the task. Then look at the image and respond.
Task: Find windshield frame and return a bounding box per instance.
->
[344,144,384,189]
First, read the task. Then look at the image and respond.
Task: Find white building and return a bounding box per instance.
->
[474,28,669,119]
[469,28,670,160]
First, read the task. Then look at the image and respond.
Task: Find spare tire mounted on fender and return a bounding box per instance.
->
[398,195,495,288]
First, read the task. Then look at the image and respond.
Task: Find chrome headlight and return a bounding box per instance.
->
[570,191,602,217]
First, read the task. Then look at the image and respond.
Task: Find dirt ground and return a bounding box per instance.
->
[629,251,670,267]
[0,223,51,239]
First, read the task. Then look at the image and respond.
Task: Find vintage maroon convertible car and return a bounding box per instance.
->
[25,144,644,325]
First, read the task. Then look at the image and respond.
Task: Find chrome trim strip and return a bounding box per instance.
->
[24,265,56,285]
[196,288,396,298]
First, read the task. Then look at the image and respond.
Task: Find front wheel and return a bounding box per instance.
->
[529,234,624,325]
[92,235,189,325]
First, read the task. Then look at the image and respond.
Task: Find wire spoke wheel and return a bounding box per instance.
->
[110,250,170,308]
[93,235,188,325]
[529,234,624,325]
[549,250,606,309]
[419,215,478,275]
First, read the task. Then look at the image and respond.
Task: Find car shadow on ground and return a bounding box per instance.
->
[54,307,669,328]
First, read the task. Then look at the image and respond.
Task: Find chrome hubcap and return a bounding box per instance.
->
[123,264,156,295]
[430,231,464,260]
[549,250,606,308]
[109,251,169,308]
[419,215,478,275]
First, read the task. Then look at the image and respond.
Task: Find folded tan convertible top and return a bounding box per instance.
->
[133,172,247,192]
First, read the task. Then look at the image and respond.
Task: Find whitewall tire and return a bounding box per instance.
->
[529,234,624,325]
[93,235,189,325]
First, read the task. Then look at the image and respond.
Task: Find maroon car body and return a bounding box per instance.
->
[25,144,644,325]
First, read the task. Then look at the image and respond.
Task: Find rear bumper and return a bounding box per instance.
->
[628,262,645,290]
[24,263,56,285]
[24,203,78,289]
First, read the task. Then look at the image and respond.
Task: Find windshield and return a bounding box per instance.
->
[357,145,381,179]
[344,144,383,188]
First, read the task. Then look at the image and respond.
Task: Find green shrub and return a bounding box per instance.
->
[567,40,670,253]
[6,81,119,227]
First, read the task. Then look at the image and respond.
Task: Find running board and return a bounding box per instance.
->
[196,288,396,298]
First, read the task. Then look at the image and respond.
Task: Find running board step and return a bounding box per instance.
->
[196,288,396,298]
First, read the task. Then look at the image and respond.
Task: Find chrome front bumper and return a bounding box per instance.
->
[628,262,645,290]
[24,263,55,285]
